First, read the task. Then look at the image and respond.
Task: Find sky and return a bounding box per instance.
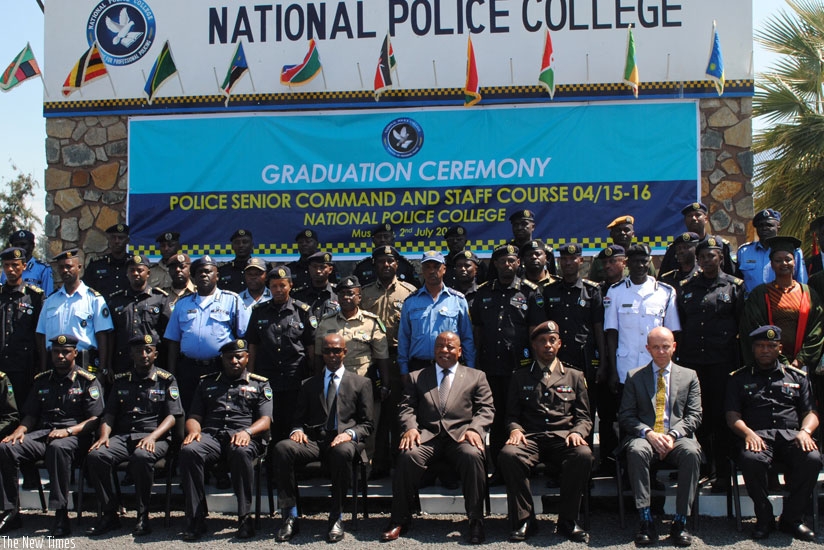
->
[0,1,793,225]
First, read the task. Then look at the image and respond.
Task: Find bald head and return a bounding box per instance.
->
[321,334,347,372]
[646,327,676,368]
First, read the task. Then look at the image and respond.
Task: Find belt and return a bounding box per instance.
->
[181,355,218,368]
[409,357,435,372]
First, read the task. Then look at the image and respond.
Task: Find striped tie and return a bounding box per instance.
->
[439,368,451,413]
[653,369,667,433]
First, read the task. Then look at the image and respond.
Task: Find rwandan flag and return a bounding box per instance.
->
[705,22,725,96]
[62,42,107,97]
[281,39,322,86]
[0,43,41,92]
[623,26,639,98]
[464,37,481,107]
[221,42,249,96]
[144,40,178,104]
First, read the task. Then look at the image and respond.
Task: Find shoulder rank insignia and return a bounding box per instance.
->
[786,365,808,376]
[521,279,538,290]
[25,284,44,294]
[34,370,52,380]
[249,373,269,382]
[729,366,748,376]
[76,369,96,380]
[156,368,172,379]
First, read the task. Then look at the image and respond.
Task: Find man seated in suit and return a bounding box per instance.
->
[498,321,593,543]
[274,333,373,543]
[618,327,702,547]
[381,331,494,544]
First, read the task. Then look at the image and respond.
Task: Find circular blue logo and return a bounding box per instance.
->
[87,1,156,66]
[382,118,424,159]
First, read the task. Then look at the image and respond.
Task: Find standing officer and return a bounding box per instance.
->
[520,240,558,288]
[246,266,316,442]
[726,325,820,541]
[291,251,340,320]
[589,216,655,283]
[659,203,735,275]
[218,229,255,293]
[398,251,475,375]
[444,225,488,286]
[108,254,169,375]
[179,339,272,540]
[85,332,183,537]
[353,224,419,287]
[0,247,44,407]
[148,231,181,291]
[659,232,701,291]
[736,209,807,294]
[1,230,53,295]
[36,248,113,376]
[451,251,482,302]
[83,223,133,301]
[0,335,103,537]
[238,258,272,319]
[161,252,195,311]
[164,255,247,411]
[286,229,340,289]
[499,321,593,543]
[488,210,557,283]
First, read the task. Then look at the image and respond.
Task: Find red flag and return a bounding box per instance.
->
[464,37,481,107]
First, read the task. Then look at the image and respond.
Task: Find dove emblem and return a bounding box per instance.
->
[106,7,143,47]
[392,126,413,150]
[87,0,155,66]
[382,117,424,159]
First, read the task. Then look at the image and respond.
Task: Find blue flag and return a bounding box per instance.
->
[705,24,725,96]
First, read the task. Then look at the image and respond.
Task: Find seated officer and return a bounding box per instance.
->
[85,332,183,537]
[725,325,820,542]
[0,335,103,537]
[498,321,593,543]
[179,339,272,541]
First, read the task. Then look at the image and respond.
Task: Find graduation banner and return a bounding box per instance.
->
[128,101,699,260]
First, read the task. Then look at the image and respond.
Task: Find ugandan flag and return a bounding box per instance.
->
[144,40,178,104]
[62,42,107,97]
[374,34,397,101]
[281,39,322,86]
[623,26,639,98]
[464,37,481,107]
[0,43,41,92]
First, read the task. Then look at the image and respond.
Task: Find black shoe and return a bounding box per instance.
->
[132,513,152,536]
[468,519,485,544]
[52,509,71,538]
[236,515,255,539]
[0,510,22,534]
[509,518,537,542]
[751,519,775,540]
[634,519,658,546]
[182,516,206,541]
[557,519,589,543]
[709,480,729,494]
[779,520,816,542]
[216,471,232,490]
[275,516,299,542]
[327,518,344,543]
[669,521,692,547]
[86,512,121,536]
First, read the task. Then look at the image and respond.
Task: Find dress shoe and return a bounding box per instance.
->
[509,518,538,542]
[0,510,22,534]
[380,523,408,541]
[236,514,255,539]
[468,519,485,544]
[634,519,658,546]
[557,519,589,543]
[275,516,299,542]
[751,519,775,540]
[86,512,121,536]
[669,521,692,547]
[52,509,71,538]
[779,520,816,542]
[327,518,345,543]
[182,516,206,541]
[132,513,152,536]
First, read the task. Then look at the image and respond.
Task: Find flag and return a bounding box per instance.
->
[221,42,249,96]
[62,42,107,97]
[144,40,178,104]
[0,43,41,92]
[705,22,725,96]
[374,34,397,100]
[538,29,555,99]
[464,37,481,107]
[280,39,322,86]
[623,26,639,98]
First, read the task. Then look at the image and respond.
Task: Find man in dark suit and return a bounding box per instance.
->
[274,334,373,543]
[619,327,702,547]
[381,331,494,544]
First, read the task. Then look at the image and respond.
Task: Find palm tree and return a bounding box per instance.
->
[754,0,824,253]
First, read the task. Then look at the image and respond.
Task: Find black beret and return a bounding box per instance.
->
[128,332,160,347]
[191,255,217,271]
[126,254,152,268]
[267,266,292,280]
[230,229,252,241]
[155,231,180,243]
[492,244,519,261]
[749,325,781,342]
[371,223,393,236]
[445,225,467,238]
[518,240,550,257]
[307,251,333,264]
[695,236,723,254]
[295,229,318,241]
[220,339,249,354]
[106,223,130,235]
[50,334,78,347]
[372,246,400,260]
[680,202,708,215]
[753,209,781,224]
[53,248,80,262]
[335,275,361,292]
[455,250,481,265]
[508,209,535,222]
[9,230,34,244]
[673,232,701,245]
[625,244,651,258]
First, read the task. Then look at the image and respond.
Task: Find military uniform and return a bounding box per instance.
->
[179,369,272,523]
[445,249,488,288]
[0,257,52,297]
[109,287,169,374]
[83,254,133,301]
[291,282,339,320]
[361,278,416,349]
[147,262,173,291]
[659,265,700,293]
[0,373,18,438]
[660,238,735,276]
[0,279,43,406]
[315,309,389,377]
[498,360,593,528]
[353,255,418,288]
[542,278,604,375]
[0,366,103,512]
[86,366,183,517]
[217,259,252,294]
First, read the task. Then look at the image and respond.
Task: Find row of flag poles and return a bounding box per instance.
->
[2,24,726,106]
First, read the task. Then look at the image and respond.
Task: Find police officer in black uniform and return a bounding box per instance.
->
[450,250,482,304]
[726,325,820,542]
[0,335,104,537]
[83,224,133,301]
[85,332,183,537]
[286,229,340,289]
[108,254,169,375]
[659,232,702,291]
[246,266,316,442]
[353,224,419,287]
[677,236,744,491]
[444,225,488,287]
[520,239,559,289]
[291,251,340,320]
[488,210,557,283]
[0,247,43,407]
[0,372,19,535]
[660,203,736,276]
[218,229,255,293]
[179,339,272,540]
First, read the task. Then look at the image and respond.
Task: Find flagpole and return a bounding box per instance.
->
[432,60,438,87]
[585,54,590,83]
[142,69,152,105]
[248,69,257,93]
[107,72,116,96]
[509,58,514,84]
[356,62,364,88]
[321,66,327,90]
[666,54,671,81]
[39,73,50,99]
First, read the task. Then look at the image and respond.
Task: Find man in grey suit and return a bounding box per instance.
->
[381,331,494,544]
[619,327,702,547]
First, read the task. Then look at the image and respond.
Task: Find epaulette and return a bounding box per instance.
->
[25,284,44,294]
[221,289,241,299]
[722,237,731,245]
[201,371,219,379]
[659,269,678,280]
[446,287,466,298]
[582,279,599,288]
[729,366,748,376]
[75,368,96,380]
[476,281,490,289]
[249,373,269,382]
[521,279,538,291]
[34,370,52,380]
[729,276,744,286]
[89,288,102,297]
[657,280,675,292]
[320,310,338,320]
[612,279,626,289]
[0,371,5,380]
[786,365,808,377]
[156,368,172,379]
[151,287,168,296]
[398,280,417,292]
[361,309,379,319]
[114,372,131,381]
[680,277,691,287]
[297,301,311,312]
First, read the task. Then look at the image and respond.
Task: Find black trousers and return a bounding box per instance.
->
[176,356,220,413]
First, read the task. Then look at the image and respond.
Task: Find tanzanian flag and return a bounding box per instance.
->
[0,43,41,92]
[281,39,322,86]
[144,41,178,104]
[705,22,725,96]
[464,37,481,107]
[62,42,107,97]
[623,26,639,98]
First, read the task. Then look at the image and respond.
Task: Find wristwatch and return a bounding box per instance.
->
[244,428,253,437]
[801,427,813,436]
[66,427,74,436]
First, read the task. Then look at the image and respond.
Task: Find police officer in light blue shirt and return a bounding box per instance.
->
[736,209,807,294]
[398,250,474,374]
[0,230,53,296]
[164,255,248,411]
[238,258,272,314]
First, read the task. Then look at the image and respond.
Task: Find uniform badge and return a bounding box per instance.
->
[264,387,272,400]
[6,382,12,397]
[89,386,100,400]
[309,316,318,328]
[169,386,180,400]
[578,298,587,307]
[603,297,611,308]
[534,295,544,307]
[80,320,87,328]
[102,307,110,318]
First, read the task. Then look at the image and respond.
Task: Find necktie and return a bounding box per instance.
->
[439,368,451,413]
[326,373,337,431]
[653,369,667,433]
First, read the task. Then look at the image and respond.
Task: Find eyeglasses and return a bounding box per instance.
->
[322,347,345,354]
